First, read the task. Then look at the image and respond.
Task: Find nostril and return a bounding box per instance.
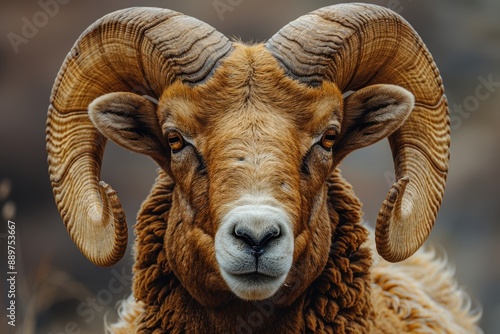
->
[259,228,280,245]
[234,229,254,246]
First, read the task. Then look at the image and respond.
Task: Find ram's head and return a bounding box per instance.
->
[47,4,449,304]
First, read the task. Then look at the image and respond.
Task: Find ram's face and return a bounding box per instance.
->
[86,44,413,304]
[159,46,343,302]
[101,44,407,304]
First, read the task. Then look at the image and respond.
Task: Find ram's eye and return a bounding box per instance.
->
[320,128,337,150]
[167,131,185,152]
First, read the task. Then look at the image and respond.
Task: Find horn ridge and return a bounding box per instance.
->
[47,7,231,266]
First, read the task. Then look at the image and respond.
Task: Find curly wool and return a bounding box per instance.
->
[302,170,373,333]
[108,169,480,333]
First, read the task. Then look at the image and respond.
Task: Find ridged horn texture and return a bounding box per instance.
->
[46,7,231,267]
[266,4,450,262]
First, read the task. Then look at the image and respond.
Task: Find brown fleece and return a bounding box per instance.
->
[126,169,372,333]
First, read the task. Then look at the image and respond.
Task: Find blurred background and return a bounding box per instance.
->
[0,0,498,333]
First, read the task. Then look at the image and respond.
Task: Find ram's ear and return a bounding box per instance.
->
[334,84,414,161]
[89,92,169,168]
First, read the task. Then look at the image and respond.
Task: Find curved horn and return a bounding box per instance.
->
[266,4,449,262]
[47,7,231,266]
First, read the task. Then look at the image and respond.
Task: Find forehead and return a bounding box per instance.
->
[158,43,342,136]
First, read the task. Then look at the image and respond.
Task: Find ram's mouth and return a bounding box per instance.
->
[229,271,280,283]
[221,270,287,300]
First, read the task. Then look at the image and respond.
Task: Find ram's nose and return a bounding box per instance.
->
[215,202,294,300]
[234,223,281,257]
[223,204,290,257]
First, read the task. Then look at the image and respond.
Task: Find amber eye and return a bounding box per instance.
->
[320,128,337,150]
[167,131,185,152]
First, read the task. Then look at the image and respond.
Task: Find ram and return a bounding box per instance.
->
[46,3,481,333]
